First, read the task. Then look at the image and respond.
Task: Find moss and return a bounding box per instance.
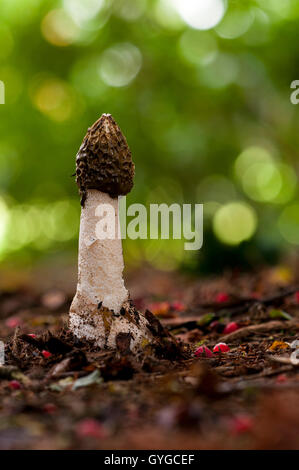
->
[75,114,135,205]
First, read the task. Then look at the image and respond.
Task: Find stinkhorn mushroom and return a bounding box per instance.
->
[69,114,154,352]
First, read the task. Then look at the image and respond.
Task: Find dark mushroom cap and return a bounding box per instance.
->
[76,114,135,205]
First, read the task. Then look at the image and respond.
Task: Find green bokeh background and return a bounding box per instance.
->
[1,0,299,273]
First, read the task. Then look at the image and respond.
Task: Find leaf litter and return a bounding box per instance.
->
[0,267,298,449]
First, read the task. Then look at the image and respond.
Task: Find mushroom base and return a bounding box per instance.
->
[69,301,153,353]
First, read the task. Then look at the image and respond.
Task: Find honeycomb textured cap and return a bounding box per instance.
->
[76,114,135,204]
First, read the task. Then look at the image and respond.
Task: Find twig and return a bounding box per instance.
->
[218,380,299,394]
[239,365,294,379]
[12,326,21,356]
[164,287,299,332]
[0,365,31,385]
[267,354,299,367]
[199,286,299,317]
[261,287,299,305]
[217,320,299,343]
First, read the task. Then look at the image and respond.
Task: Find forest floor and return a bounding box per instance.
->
[0,265,299,450]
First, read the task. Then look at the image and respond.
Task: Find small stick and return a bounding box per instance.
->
[267,354,299,367]
[199,286,299,316]
[12,326,21,356]
[217,320,299,343]
[238,365,294,379]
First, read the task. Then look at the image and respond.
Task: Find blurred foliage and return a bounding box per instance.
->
[1,0,299,272]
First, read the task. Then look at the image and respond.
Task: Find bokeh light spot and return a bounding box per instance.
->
[213,202,257,245]
[71,56,108,99]
[174,0,226,30]
[234,146,273,181]
[63,0,105,25]
[9,206,44,249]
[256,0,292,20]
[113,0,147,21]
[234,146,296,204]
[198,53,238,88]
[273,164,297,204]
[154,0,184,30]
[33,78,75,122]
[278,204,299,245]
[243,8,270,46]
[63,0,110,34]
[216,8,254,39]
[242,162,282,203]
[99,43,142,87]
[45,200,79,242]
[41,9,80,47]
[179,30,218,66]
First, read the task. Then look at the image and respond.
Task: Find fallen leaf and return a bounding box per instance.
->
[197,313,215,327]
[49,376,74,392]
[290,349,299,366]
[148,301,171,317]
[41,290,66,310]
[72,370,102,390]
[270,266,293,284]
[289,339,299,349]
[269,309,293,321]
[268,340,289,352]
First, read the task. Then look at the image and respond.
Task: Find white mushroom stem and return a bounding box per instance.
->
[75,189,128,314]
[69,189,152,351]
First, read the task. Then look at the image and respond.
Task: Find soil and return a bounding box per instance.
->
[0,266,298,450]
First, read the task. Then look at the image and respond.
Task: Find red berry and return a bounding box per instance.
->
[171,301,185,312]
[194,346,213,358]
[76,418,106,439]
[9,380,21,390]
[251,292,260,299]
[223,322,239,335]
[42,350,52,359]
[28,334,36,338]
[213,342,230,353]
[5,317,21,328]
[229,414,253,435]
[43,403,57,414]
[216,292,229,303]
[276,374,287,384]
